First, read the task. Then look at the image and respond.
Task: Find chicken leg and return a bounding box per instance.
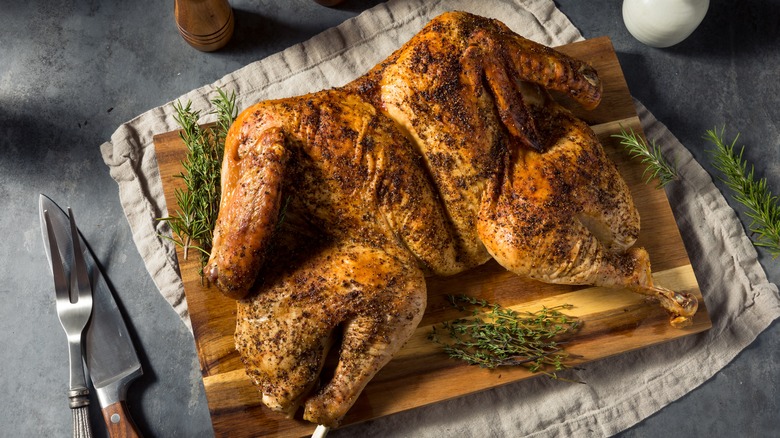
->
[235,241,426,427]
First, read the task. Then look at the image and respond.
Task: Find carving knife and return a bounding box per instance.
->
[40,194,143,438]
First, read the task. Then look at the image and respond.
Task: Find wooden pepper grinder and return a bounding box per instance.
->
[175,0,234,52]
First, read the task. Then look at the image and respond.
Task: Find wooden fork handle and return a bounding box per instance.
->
[101,401,142,438]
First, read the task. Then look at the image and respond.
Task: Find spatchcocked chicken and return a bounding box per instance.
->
[204,11,698,427]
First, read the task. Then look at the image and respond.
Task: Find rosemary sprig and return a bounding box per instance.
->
[429,295,582,377]
[612,126,679,188]
[158,88,238,271]
[705,127,780,258]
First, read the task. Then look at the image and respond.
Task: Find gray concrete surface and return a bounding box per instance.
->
[1,0,777,436]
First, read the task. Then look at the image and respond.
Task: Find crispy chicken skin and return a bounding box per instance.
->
[204,12,698,427]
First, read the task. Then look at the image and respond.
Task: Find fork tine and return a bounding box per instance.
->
[68,208,91,304]
[44,210,69,302]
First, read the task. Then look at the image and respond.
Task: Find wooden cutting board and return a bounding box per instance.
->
[154,36,711,437]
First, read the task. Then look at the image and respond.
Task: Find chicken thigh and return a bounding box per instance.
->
[204,11,697,427]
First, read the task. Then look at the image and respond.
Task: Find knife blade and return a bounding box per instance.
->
[39,194,144,438]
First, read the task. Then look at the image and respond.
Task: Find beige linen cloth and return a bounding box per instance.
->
[100,0,779,436]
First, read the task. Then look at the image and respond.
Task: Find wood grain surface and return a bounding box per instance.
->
[154,37,710,437]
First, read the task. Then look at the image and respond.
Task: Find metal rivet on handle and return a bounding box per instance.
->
[111,413,121,423]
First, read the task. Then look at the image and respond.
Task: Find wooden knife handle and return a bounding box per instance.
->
[101,401,142,438]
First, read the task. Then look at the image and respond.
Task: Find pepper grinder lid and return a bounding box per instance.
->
[174,0,235,52]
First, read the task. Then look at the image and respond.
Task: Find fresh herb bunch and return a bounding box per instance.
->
[613,126,679,188]
[429,295,582,377]
[159,88,238,270]
[706,127,780,258]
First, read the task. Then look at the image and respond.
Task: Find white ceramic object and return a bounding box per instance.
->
[622,0,710,48]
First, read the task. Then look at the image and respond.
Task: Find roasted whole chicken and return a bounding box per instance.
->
[204,12,698,427]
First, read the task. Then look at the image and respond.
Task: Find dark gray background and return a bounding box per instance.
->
[1,0,777,436]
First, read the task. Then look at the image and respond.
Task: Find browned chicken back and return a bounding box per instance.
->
[204,11,698,427]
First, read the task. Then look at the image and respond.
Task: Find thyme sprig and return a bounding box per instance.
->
[429,295,582,377]
[613,126,679,188]
[705,127,780,258]
[158,88,237,271]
